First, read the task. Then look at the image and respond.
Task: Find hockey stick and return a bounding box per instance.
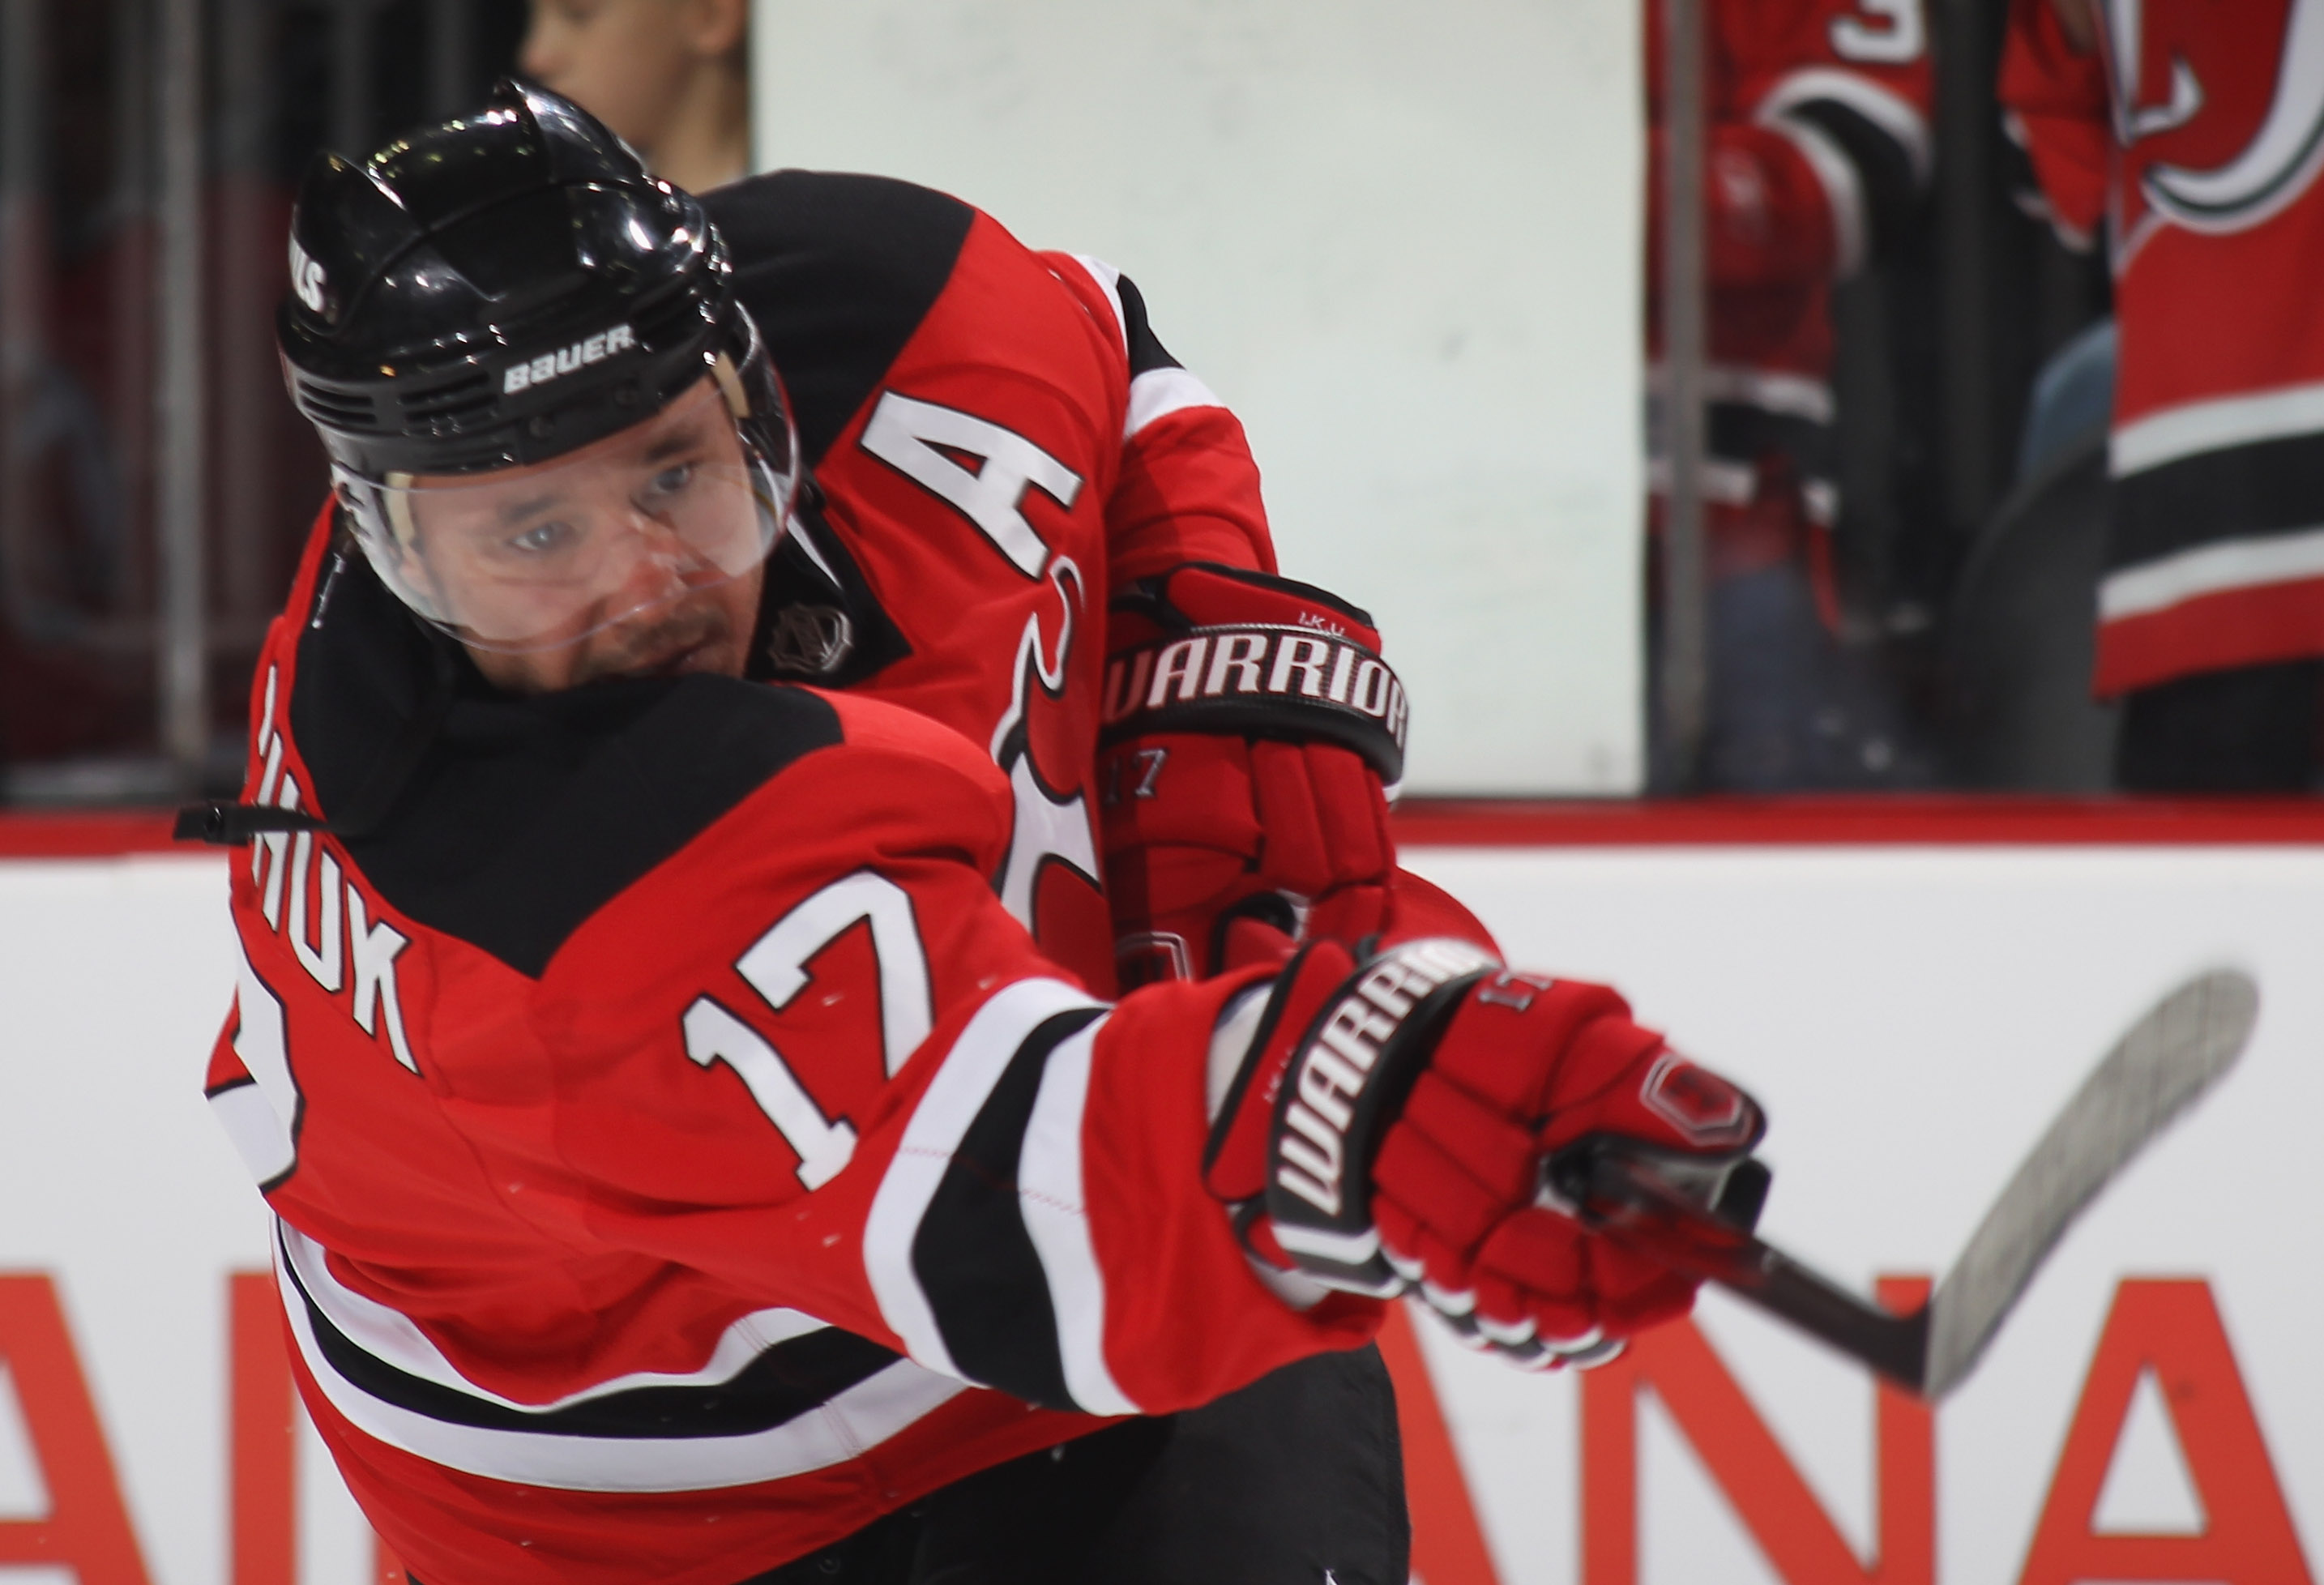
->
[1542,969,2258,1399]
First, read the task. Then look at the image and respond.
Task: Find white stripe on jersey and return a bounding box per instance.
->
[2098,522,2324,621]
[1645,455,1761,506]
[274,1222,968,1493]
[1015,1014,1140,1416]
[278,1222,830,1409]
[1127,366,1226,441]
[1063,254,1130,358]
[1757,66,1934,186]
[2112,378,2324,476]
[1647,361,1835,423]
[861,976,1105,1381]
[209,1082,295,1186]
[1764,113,1870,280]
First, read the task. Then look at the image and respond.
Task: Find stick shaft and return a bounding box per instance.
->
[1555,1148,1930,1390]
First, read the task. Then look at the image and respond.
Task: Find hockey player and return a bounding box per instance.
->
[204,85,1766,1583]
[270,71,1425,1578]
[2001,0,2324,789]
[1646,0,1934,787]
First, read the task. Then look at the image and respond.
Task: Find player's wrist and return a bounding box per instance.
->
[1100,563,1406,785]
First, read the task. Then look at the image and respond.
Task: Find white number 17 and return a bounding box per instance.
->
[680,872,933,1190]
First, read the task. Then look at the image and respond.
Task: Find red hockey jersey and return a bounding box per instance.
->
[209,528,1374,1585]
[205,177,1374,1585]
[2002,0,2324,693]
[1646,0,1933,542]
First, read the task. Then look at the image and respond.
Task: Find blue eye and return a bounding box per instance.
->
[508,519,575,555]
[641,463,694,503]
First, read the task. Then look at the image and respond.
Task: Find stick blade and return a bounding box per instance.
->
[1921,968,2258,1399]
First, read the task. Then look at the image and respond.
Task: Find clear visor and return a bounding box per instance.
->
[340,374,792,653]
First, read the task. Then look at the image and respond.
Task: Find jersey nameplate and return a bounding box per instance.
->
[246,665,417,1073]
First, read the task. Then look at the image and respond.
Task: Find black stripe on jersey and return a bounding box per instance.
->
[1708,399,1834,481]
[292,549,844,978]
[1652,395,1835,485]
[2108,429,2324,573]
[280,1246,903,1438]
[1669,400,1836,491]
[912,1006,1109,1412]
[705,172,976,467]
[1780,99,1924,261]
[1114,275,1183,378]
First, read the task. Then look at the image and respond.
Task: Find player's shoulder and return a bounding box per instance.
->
[704,170,978,295]
[703,171,1109,463]
[811,686,1011,797]
[704,172,980,464]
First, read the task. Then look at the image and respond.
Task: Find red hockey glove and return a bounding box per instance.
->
[1206,939,1765,1369]
[1100,564,1403,988]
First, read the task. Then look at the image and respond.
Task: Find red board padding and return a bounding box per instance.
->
[1391,796,2324,846]
[0,811,180,857]
[6,797,2324,858]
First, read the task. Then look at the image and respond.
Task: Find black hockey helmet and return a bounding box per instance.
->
[278,80,801,652]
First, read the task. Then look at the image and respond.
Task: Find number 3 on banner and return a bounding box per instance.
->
[1831,0,1924,62]
[681,872,933,1190]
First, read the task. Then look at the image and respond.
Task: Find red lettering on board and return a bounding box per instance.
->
[231,1271,297,1585]
[1376,1301,1506,1585]
[2017,1279,2313,1584]
[0,1273,152,1585]
[232,1268,408,1584]
[1580,1275,1934,1585]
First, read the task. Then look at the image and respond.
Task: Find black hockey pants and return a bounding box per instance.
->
[741,1343,1409,1585]
[2115,658,2324,791]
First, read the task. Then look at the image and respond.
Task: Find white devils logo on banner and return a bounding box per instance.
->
[2108,0,2324,235]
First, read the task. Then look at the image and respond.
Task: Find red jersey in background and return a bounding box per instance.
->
[2003,0,2324,694]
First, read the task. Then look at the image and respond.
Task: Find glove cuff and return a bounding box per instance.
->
[1262,938,1500,1295]
[1103,563,1408,781]
[1100,622,1408,781]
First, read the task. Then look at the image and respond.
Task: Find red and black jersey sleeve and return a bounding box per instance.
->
[1038,252,1279,589]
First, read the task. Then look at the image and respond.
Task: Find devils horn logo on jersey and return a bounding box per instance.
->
[2134,0,2324,234]
[1639,1051,1759,1148]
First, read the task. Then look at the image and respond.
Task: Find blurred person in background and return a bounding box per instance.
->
[2004,0,2324,791]
[1646,0,1937,789]
[521,0,751,192]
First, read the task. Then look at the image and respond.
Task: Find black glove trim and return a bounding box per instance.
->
[1099,622,1408,781]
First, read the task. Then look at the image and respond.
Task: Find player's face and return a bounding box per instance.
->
[394,377,767,693]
